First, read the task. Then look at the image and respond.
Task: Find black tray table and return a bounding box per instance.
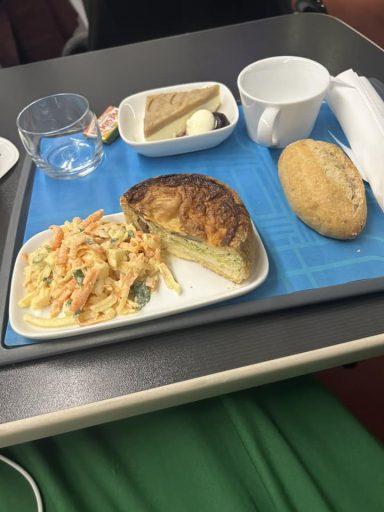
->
[1,14,384,447]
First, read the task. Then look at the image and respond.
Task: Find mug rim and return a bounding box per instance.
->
[237,55,330,106]
[16,93,90,136]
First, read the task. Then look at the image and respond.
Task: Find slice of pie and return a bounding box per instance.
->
[143,85,221,141]
[120,174,257,283]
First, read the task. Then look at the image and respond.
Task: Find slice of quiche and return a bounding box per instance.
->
[120,174,257,283]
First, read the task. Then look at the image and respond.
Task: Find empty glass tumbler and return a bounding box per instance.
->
[17,93,103,179]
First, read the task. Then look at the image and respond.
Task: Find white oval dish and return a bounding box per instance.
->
[0,137,19,179]
[118,81,239,157]
[9,213,268,340]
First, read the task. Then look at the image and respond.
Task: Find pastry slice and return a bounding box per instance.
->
[120,174,257,283]
[144,85,221,141]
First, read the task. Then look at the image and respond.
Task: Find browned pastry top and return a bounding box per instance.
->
[123,174,252,247]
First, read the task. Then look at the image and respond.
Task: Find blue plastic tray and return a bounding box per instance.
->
[4,104,384,347]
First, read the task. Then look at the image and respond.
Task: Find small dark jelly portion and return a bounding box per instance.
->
[213,112,230,130]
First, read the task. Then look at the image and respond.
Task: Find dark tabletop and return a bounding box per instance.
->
[1,14,384,446]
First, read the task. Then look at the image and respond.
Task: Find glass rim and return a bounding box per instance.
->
[16,93,90,136]
[237,56,330,106]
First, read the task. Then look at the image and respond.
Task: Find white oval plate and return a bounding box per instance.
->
[9,213,269,340]
[118,81,239,157]
[0,138,19,179]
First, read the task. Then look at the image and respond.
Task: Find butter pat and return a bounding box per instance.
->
[98,106,119,144]
[84,106,119,144]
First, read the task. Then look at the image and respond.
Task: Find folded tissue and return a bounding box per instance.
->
[326,69,384,210]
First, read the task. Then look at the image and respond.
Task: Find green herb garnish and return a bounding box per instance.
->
[73,268,85,286]
[132,281,151,309]
[32,254,45,264]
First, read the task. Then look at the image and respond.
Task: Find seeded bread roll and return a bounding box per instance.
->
[278,139,367,240]
[120,174,257,283]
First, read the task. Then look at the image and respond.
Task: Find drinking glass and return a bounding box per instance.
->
[17,93,103,179]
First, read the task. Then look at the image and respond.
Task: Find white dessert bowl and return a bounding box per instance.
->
[118,81,239,157]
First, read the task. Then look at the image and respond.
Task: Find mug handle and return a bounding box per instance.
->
[257,106,280,147]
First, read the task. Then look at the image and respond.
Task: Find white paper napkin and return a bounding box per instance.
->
[326,69,384,210]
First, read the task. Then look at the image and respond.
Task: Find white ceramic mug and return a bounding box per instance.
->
[237,56,330,148]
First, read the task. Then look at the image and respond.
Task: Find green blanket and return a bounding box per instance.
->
[1,376,383,511]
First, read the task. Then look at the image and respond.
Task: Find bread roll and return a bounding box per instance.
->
[120,174,257,283]
[278,139,367,239]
